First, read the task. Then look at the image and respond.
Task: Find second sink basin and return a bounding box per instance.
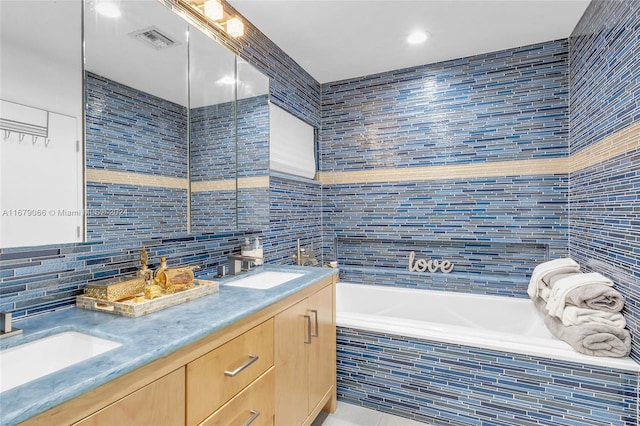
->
[224,271,304,290]
[0,331,122,393]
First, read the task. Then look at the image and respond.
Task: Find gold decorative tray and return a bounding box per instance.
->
[76,279,219,317]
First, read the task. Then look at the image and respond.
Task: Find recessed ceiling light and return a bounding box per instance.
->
[96,1,121,18]
[407,30,428,45]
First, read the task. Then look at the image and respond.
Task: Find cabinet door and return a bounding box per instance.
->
[308,284,335,413]
[74,367,185,426]
[274,298,309,426]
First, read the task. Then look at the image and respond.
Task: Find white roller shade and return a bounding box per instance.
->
[269,103,316,179]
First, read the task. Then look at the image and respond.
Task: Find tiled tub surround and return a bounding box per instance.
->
[337,326,638,426]
[85,72,189,240]
[568,0,640,364]
[0,265,337,425]
[320,40,570,293]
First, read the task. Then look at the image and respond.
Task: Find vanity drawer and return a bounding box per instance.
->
[199,368,274,426]
[186,318,274,426]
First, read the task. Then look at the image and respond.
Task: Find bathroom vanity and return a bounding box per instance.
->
[1,266,337,426]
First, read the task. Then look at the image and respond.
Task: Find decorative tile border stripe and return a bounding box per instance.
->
[318,158,568,185]
[192,176,269,192]
[86,169,189,190]
[319,119,640,186]
[569,121,640,173]
[191,179,235,192]
[238,176,269,188]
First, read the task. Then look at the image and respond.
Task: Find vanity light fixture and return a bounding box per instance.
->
[407,30,429,45]
[203,0,223,21]
[95,1,121,18]
[226,17,244,38]
[188,0,245,38]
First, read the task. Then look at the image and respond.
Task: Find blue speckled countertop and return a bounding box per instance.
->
[0,265,337,426]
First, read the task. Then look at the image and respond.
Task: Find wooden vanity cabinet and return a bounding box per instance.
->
[275,283,335,426]
[186,318,274,426]
[73,368,185,426]
[19,273,336,426]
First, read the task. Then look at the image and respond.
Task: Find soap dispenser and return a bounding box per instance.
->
[253,237,263,265]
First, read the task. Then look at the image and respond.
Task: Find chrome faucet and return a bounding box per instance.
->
[294,239,318,266]
[227,253,262,275]
[0,312,22,339]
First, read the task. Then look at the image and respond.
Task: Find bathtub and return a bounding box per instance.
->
[336,282,640,425]
[336,282,638,371]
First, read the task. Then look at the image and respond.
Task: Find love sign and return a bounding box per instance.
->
[408,251,454,273]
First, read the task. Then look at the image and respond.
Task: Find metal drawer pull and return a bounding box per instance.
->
[243,410,261,426]
[224,354,259,377]
[311,309,319,337]
[304,315,312,344]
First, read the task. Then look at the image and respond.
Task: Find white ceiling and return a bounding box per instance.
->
[228,0,591,84]
[2,0,268,108]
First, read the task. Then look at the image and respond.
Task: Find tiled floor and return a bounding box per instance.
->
[313,401,428,426]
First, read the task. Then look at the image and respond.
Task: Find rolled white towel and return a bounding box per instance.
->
[561,306,626,328]
[527,258,580,299]
[546,272,613,318]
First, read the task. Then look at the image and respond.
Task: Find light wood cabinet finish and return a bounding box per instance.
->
[274,298,310,426]
[73,367,185,426]
[274,283,336,426]
[20,273,336,426]
[199,368,275,426]
[308,284,335,414]
[187,319,274,426]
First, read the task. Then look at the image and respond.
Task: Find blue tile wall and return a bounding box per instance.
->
[569,0,640,155]
[190,101,236,182]
[85,72,189,240]
[338,326,638,425]
[237,94,270,178]
[237,95,270,230]
[321,40,568,172]
[86,183,188,240]
[568,0,640,362]
[0,233,245,318]
[264,173,323,264]
[320,40,570,296]
[85,72,188,178]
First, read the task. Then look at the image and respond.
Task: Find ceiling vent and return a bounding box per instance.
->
[130,26,180,49]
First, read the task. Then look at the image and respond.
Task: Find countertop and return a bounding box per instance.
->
[0,264,338,426]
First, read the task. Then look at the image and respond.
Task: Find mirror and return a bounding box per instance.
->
[84,0,189,242]
[236,58,270,230]
[0,0,83,248]
[189,24,237,234]
[1,0,271,248]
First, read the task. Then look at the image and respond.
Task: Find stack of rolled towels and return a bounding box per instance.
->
[527,258,631,357]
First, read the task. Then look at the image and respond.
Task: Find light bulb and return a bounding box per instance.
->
[407,31,428,45]
[226,17,244,37]
[204,0,223,21]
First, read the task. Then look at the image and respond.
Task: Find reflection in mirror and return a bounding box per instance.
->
[0,0,83,248]
[236,58,270,231]
[189,24,237,234]
[84,0,189,241]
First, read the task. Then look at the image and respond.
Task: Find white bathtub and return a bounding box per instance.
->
[336,282,640,372]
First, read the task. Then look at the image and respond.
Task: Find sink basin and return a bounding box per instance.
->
[224,271,304,290]
[0,331,122,393]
